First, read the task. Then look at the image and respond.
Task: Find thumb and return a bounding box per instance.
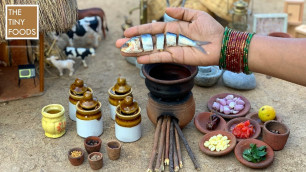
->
[165,7,199,22]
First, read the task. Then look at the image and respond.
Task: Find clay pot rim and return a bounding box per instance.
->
[194,112,227,134]
[207,93,251,119]
[107,140,122,150]
[108,86,133,99]
[68,147,85,159]
[84,136,102,148]
[199,130,237,156]
[41,104,65,118]
[142,63,198,85]
[246,112,282,128]
[263,120,290,136]
[69,87,93,100]
[226,117,261,142]
[76,101,101,115]
[115,106,141,119]
[88,152,103,162]
[234,138,274,169]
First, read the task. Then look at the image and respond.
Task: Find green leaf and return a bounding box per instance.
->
[253,153,260,160]
[258,146,266,151]
[262,156,266,161]
[257,151,267,157]
[243,154,253,162]
[243,148,251,155]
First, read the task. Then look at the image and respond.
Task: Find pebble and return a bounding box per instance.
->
[125,57,137,66]
[194,66,222,87]
[222,71,256,90]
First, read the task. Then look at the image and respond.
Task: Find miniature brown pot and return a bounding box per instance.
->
[199,130,236,156]
[142,63,198,100]
[68,147,85,166]
[107,140,122,160]
[207,93,251,119]
[84,136,102,154]
[88,152,103,170]
[246,112,282,128]
[225,117,261,142]
[262,120,290,151]
[194,112,227,134]
[234,138,274,169]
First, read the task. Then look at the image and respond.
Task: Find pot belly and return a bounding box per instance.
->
[76,117,103,138]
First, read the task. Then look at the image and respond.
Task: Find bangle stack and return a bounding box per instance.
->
[219,27,255,74]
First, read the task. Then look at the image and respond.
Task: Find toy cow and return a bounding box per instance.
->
[54,16,102,49]
[46,56,75,77]
[78,8,108,39]
[64,47,95,68]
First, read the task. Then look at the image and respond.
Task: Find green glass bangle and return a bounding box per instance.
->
[243,32,255,74]
[219,27,230,69]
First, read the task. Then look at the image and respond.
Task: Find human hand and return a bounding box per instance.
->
[116,7,224,66]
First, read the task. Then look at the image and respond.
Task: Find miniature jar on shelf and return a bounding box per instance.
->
[108,77,133,120]
[41,104,66,138]
[69,78,93,121]
[115,96,141,142]
[76,91,103,138]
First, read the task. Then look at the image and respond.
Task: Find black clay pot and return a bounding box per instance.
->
[142,63,198,100]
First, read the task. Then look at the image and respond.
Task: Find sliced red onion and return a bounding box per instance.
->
[219,98,227,106]
[234,104,244,111]
[231,110,239,114]
[223,106,231,114]
[229,102,236,109]
[236,99,245,105]
[220,105,224,113]
[212,102,220,110]
[225,94,234,100]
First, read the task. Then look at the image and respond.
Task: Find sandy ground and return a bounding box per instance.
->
[0,0,306,171]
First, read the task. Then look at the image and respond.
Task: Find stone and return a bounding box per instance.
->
[222,71,256,90]
[136,61,145,79]
[125,57,137,66]
[194,66,222,87]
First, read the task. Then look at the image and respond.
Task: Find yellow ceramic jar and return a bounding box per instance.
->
[41,104,66,138]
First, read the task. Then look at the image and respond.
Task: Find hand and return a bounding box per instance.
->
[116,7,224,66]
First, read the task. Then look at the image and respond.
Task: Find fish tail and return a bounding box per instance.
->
[195,41,211,54]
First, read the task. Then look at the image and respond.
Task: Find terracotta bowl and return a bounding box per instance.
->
[234,138,274,169]
[199,130,236,156]
[207,93,251,119]
[225,117,261,142]
[68,147,85,166]
[194,112,227,134]
[246,112,282,128]
[88,152,103,170]
[84,136,102,154]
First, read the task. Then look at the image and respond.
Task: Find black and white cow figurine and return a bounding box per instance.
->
[54,16,102,49]
[64,47,95,68]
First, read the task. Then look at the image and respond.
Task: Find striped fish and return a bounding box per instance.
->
[121,32,211,54]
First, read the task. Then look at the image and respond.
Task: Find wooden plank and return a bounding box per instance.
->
[39,33,44,92]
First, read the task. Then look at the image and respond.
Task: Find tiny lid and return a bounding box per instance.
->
[70,78,88,95]
[79,91,98,109]
[120,96,138,114]
[114,77,131,94]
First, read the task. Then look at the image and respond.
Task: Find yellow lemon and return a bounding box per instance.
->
[258,105,276,122]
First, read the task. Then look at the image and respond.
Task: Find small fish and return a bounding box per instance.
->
[121,32,211,54]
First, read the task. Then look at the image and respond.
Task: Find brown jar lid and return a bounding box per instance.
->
[79,91,98,109]
[120,96,138,115]
[70,78,88,95]
[114,77,131,94]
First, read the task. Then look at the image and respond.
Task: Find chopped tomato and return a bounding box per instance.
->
[232,120,254,139]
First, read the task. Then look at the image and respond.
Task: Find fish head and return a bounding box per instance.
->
[121,37,143,53]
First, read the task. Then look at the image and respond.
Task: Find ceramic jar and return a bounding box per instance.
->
[69,78,93,121]
[108,77,133,120]
[76,91,103,138]
[115,96,141,142]
[41,104,66,138]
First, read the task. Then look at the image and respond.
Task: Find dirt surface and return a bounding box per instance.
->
[1,0,306,171]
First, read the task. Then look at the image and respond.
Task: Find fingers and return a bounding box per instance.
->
[116,38,129,48]
[137,51,174,64]
[166,7,200,22]
[124,22,167,38]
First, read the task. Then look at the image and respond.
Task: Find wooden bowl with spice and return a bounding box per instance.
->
[199,130,236,156]
[194,112,226,134]
[68,147,85,166]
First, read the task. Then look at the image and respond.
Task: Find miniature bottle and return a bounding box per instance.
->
[69,78,93,121]
[115,96,141,142]
[108,77,133,120]
[76,91,103,138]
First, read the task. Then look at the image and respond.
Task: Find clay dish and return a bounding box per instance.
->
[194,112,226,134]
[84,136,102,154]
[88,152,103,170]
[68,147,85,166]
[225,117,261,142]
[234,138,274,169]
[199,130,236,156]
[207,93,251,119]
[246,112,282,128]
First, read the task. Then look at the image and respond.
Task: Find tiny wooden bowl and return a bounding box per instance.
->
[199,130,236,157]
[246,112,282,128]
[68,147,85,166]
[194,112,227,134]
[207,93,251,119]
[225,117,261,142]
[234,138,274,169]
